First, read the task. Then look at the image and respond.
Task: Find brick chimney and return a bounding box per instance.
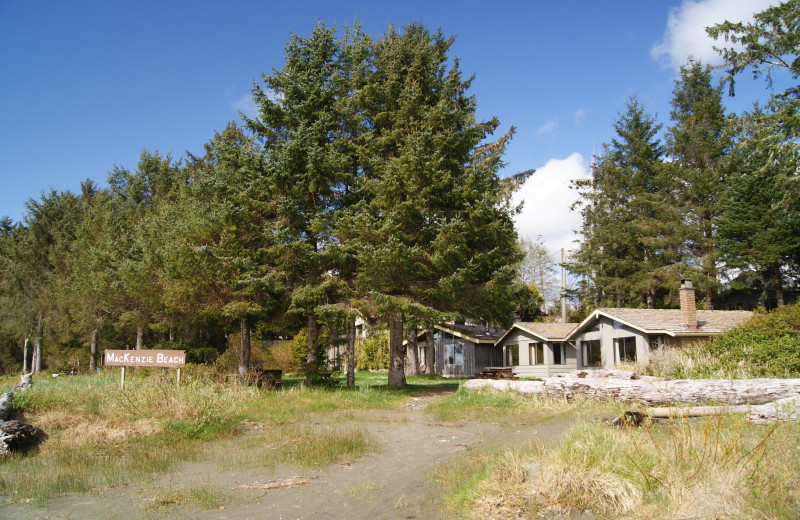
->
[680,279,698,331]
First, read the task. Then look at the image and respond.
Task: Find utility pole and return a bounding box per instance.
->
[561,248,567,323]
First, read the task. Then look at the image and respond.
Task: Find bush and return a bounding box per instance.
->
[355,331,389,370]
[693,303,800,378]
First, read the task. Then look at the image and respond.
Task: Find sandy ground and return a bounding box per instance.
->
[0,391,582,520]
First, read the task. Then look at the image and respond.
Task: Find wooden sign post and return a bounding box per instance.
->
[104,350,187,389]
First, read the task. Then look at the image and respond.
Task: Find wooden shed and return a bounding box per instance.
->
[429,324,505,378]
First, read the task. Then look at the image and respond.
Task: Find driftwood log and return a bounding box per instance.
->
[464,370,800,423]
[646,396,800,424]
[0,373,45,455]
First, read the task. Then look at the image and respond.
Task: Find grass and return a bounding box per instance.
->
[434,406,800,519]
[0,368,443,506]
[425,386,620,424]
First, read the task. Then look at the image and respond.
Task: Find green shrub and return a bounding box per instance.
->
[355,331,389,370]
[693,303,800,378]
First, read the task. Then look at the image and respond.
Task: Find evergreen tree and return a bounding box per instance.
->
[174,122,287,377]
[104,150,185,349]
[245,23,369,384]
[340,23,519,387]
[718,108,800,305]
[573,97,679,308]
[707,0,800,135]
[667,60,731,308]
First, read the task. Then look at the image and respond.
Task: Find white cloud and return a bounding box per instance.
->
[650,0,777,71]
[536,119,558,135]
[232,94,258,118]
[573,109,587,123]
[512,153,591,255]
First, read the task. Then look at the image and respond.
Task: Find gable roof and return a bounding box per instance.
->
[436,323,506,344]
[573,308,752,337]
[496,322,578,344]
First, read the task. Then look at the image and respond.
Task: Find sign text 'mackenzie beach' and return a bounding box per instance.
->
[104,350,186,368]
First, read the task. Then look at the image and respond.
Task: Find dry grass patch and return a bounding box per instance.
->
[455,416,800,519]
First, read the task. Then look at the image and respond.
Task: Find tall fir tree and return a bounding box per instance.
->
[718,108,800,305]
[667,60,731,308]
[245,23,369,384]
[339,23,519,387]
[573,97,680,309]
[707,0,800,136]
[172,122,287,377]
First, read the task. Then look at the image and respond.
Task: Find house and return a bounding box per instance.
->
[568,280,752,370]
[423,323,505,378]
[494,322,578,378]
[492,280,752,376]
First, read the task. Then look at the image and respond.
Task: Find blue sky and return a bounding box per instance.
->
[0,0,785,256]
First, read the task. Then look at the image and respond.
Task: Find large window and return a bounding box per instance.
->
[552,342,565,365]
[582,340,601,367]
[445,342,463,365]
[443,332,463,366]
[529,342,544,365]
[505,344,519,366]
[615,337,636,363]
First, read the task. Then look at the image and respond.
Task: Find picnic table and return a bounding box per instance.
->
[480,366,517,380]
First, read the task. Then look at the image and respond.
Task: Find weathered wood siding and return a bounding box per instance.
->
[435,331,501,378]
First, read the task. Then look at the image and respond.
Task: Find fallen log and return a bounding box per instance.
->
[464,376,800,406]
[645,396,800,424]
[0,373,45,455]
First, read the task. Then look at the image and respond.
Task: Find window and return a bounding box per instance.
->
[649,335,667,351]
[445,342,463,365]
[443,332,463,366]
[505,344,519,366]
[552,342,565,365]
[582,340,601,367]
[529,342,544,365]
[615,337,636,363]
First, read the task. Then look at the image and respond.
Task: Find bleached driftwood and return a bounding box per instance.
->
[0,373,44,455]
[747,395,800,424]
[0,372,32,421]
[464,374,800,406]
[465,370,800,423]
[645,396,800,424]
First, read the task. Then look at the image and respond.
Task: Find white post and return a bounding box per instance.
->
[120,366,125,390]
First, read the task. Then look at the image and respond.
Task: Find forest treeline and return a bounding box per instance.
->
[570,1,800,314]
[1,3,799,383]
[0,23,524,386]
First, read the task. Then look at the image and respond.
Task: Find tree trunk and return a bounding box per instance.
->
[424,329,435,375]
[464,372,800,406]
[135,326,144,350]
[346,317,356,388]
[772,264,785,306]
[33,316,42,374]
[238,317,251,378]
[169,328,175,343]
[405,327,420,376]
[89,329,97,372]
[22,336,29,374]
[305,313,319,386]
[387,313,406,388]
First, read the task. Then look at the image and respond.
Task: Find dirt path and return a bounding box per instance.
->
[1,391,578,520]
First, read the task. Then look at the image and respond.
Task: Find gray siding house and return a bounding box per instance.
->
[495,322,578,378]
[569,281,752,369]
[430,324,505,378]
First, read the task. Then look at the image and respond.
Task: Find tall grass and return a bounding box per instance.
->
[425,387,619,424]
[440,414,800,519]
[0,368,418,505]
